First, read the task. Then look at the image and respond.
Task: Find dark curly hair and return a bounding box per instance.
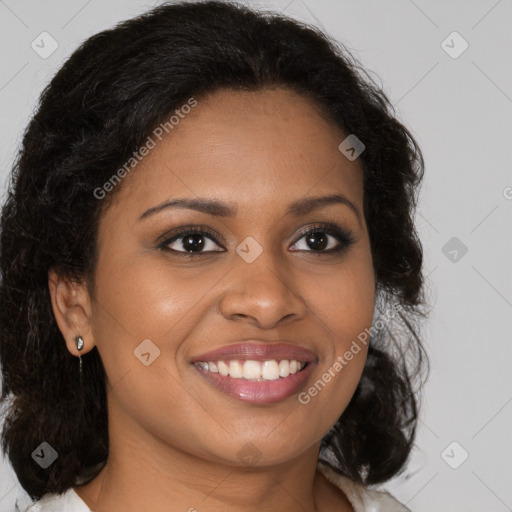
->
[0,0,429,501]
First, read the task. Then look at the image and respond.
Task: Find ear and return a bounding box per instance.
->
[48,266,95,357]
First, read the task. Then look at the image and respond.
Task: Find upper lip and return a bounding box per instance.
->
[190,341,318,363]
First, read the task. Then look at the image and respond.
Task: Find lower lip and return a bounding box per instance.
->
[193,362,316,404]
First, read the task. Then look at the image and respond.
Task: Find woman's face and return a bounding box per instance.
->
[84,87,375,466]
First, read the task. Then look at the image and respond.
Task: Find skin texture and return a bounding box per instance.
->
[48,87,376,512]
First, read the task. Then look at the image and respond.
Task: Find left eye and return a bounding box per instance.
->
[290,225,355,254]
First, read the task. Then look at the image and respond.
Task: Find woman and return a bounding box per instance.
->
[0,1,429,511]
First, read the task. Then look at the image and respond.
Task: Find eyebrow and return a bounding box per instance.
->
[138,193,362,225]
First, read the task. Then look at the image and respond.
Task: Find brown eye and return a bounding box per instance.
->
[289,223,355,254]
[160,228,225,254]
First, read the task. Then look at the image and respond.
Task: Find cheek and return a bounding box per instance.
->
[299,245,375,407]
[307,248,375,354]
[92,244,204,335]
[89,244,231,384]
[295,291,373,435]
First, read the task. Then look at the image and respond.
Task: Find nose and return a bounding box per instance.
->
[219,248,308,329]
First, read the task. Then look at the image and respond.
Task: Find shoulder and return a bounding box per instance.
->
[317,461,412,512]
[16,488,91,512]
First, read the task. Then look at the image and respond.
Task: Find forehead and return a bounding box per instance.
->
[106,86,364,220]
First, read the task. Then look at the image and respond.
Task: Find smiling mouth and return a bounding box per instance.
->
[194,359,308,381]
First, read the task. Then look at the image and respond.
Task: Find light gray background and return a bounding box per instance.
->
[0,1,511,510]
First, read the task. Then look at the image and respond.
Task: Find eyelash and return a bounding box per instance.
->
[158,222,355,257]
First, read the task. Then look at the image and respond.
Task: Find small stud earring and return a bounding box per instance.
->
[74,335,84,383]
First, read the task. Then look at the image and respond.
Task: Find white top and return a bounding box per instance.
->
[16,461,411,512]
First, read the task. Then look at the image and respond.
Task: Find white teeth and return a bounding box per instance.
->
[229,360,243,378]
[262,360,280,380]
[197,359,307,380]
[217,360,229,376]
[243,360,261,380]
[279,360,290,378]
